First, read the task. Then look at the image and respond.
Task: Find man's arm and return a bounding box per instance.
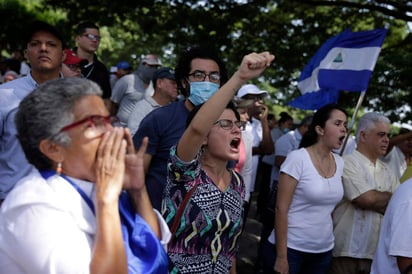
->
[109,76,128,116]
[274,155,286,169]
[253,105,274,155]
[352,190,392,215]
[385,131,412,156]
[105,99,118,116]
[397,256,412,273]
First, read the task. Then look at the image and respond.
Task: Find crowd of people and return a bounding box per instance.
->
[0,19,412,274]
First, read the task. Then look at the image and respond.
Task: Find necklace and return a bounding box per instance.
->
[82,63,95,79]
[309,147,335,179]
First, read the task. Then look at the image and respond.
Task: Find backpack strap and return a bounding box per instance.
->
[232,170,242,186]
[169,181,200,243]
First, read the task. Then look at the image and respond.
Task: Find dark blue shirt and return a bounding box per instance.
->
[133,100,189,210]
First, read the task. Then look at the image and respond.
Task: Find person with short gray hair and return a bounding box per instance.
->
[0,77,170,273]
[330,111,399,274]
[355,112,391,142]
[16,78,102,169]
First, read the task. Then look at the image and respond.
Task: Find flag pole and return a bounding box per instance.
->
[339,90,366,156]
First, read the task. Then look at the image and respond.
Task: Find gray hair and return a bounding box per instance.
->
[15,78,102,170]
[355,112,390,142]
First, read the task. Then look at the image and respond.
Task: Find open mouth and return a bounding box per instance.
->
[230,138,241,149]
[339,136,346,142]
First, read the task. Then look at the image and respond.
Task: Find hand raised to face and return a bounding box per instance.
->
[122,129,148,192]
[94,127,127,204]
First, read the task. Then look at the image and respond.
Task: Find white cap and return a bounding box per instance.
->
[237,84,268,98]
[141,54,161,65]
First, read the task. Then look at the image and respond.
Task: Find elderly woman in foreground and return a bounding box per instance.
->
[0,78,170,273]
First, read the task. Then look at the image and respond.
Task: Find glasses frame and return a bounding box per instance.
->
[59,115,119,133]
[188,70,221,83]
[242,94,267,101]
[82,33,101,41]
[214,119,243,130]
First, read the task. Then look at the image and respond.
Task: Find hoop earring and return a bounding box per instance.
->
[56,162,62,175]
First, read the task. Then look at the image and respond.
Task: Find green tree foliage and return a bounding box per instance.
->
[1,0,412,124]
[0,0,67,52]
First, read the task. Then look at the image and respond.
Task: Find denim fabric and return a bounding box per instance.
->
[261,241,332,274]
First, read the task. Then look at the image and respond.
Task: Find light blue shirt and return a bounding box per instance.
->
[0,73,38,199]
[270,129,303,183]
[262,127,285,165]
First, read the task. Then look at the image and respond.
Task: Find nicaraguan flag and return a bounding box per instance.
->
[288,28,387,110]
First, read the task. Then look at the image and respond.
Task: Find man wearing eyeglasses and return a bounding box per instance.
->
[73,22,111,100]
[0,21,65,203]
[133,45,229,211]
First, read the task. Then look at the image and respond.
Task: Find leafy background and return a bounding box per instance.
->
[1,0,411,129]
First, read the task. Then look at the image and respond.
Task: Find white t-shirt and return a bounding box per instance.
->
[244,117,263,191]
[269,148,344,252]
[381,146,407,180]
[240,131,253,202]
[371,178,412,274]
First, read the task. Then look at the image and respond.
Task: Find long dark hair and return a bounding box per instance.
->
[299,104,348,148]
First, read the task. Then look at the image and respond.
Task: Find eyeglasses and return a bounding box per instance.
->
[242,94,267,101]
[82,33,101,41]
[188,70,221,83]
[59,115,120,133]
[214,119,243,130]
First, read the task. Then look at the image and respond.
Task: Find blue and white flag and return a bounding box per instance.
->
[288,28,387,110]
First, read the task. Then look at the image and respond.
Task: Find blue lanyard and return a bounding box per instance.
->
[40,170,95,216]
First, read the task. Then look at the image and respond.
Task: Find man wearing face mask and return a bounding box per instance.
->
[109,54,161,126]
[133,45,228,211]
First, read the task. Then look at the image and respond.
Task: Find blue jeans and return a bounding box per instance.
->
[261,241,332,274]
